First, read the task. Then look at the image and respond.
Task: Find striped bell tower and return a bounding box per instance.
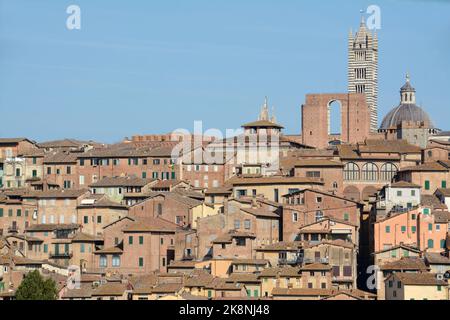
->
[348,15,379,132]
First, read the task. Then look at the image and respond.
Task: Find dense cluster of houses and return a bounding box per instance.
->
[1,99,450,301]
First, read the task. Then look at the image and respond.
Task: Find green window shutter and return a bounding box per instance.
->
[208,290,212,298]
[129,236,133,245]
[142,172,147,179]
[254,290,259,297]
[425,180,430,190]
[428,239,434,248]
[247,290,251,297]
[0,208,3,217]
[428,223,433,231]
[171,172,176,180]
[138,257,144,267]
[8,209,12,217]
[43,244,48,253]
[344,213,349,221]
[411,226,416,233]
[442,181,447,188]
[139,236,144,245]
[401,226,406,232]
[385,226,391,233]
[423,208,430,215]
[441,239,446,249]
[17,209,21,217]
[80,243,85,253]
[411,214,416,220]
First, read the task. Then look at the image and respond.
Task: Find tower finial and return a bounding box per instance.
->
[406,72,410,83]
[360,9,365,25]
[271,106,277,124]
[259,96,269,121]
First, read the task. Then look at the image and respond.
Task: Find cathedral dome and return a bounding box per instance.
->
[380,103,433,129]
[380,74,434,129]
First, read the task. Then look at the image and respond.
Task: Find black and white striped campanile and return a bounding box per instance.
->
[348,15,379,132]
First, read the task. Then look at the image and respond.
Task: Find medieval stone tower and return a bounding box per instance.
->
[348,17,378,132]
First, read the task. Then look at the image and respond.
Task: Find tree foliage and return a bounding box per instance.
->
[15,270,58,300]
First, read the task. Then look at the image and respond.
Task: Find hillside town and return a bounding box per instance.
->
[1,18,450,301]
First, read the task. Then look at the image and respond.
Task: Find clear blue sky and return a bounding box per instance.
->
[0,0,449,143]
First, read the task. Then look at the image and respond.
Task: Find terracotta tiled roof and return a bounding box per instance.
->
[204,187,233,195]
[424,252,450,265]
[433,211,450,223]
[390,181,421,188]
[400,162,449,172]
[122,217,178,233]
[373,244,420,255]
[43,151,78,164]
[272,288,333,297]
[90,176,156,188]
[0,138,32,144]
[92,282,128,296]
[322,289,377,300]
[226,273,260,283]
[205,278,244,290]
[421,194,447,210]
[300,263,332,271]
[149,283,183,294]
[38,139,102,149]
[380,257,429,271]
[358,139,421,154]
[389,272,448,286]
[183,270,215,287]
[71,232,103,242]
[241,207,279,218]
[25,223,80,232]
[241,119,284,128]
[23,189,88,199]
[62,284,93,299]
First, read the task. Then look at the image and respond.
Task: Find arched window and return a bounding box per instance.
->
[344,162,360,181]
[362,163,378,181]
[380,163,398,182]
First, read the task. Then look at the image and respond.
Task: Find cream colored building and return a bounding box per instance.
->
[385,272,449,300]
